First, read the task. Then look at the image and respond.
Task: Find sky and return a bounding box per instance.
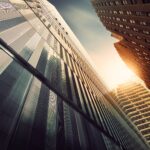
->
[49,0,135,89]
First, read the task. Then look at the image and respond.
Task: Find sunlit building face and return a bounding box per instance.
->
[112,81,150,146]
[0,0,149,150]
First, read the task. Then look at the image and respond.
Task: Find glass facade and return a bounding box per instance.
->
[0,0,149,150]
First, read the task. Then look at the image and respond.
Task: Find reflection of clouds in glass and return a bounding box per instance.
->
[0,2,13,9]
[49,91,57,113]
[50,91,56,102]
[0,1,21,20]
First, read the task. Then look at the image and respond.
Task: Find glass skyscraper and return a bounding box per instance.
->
[0,0,149,150]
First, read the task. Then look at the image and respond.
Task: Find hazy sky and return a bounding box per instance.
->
[49,0,134,89]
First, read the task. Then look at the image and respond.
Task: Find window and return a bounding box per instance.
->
[106,2,109,6]
[127,11,132,15]
[131,41,136,44]
[140,45,145,48]
[143,52,148,56]
[136,11,145,16]
[123,0,128,4]
[137,53,142,56]
[141,129,150,135]
[146,39,150,43]
[145,135,150,141]
[110,2,114,5]
[116,17,120,21]
[129,33,133,37]
[119,11,123,14]
[126,26,130,29]
[114,11,117,14]
[130,20,135,24]
[143,30,149,35]
[145,57,150,60]
[137,36,141,39]
[147,12,150,16]
[133,28,138,32]
[115,1,120,5]
[135,48,139,51]
[123,18,127,22]
[58,29,60,35]
[140,21,147,26]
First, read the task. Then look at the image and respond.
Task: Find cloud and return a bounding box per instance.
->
[59,4,107,51]
[50,0,135,89]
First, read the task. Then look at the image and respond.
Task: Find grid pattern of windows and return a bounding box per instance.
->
[112,81,150,146]
[92,0,150,89]
[0,0,149,150]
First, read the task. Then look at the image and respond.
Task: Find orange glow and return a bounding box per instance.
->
[102,61,135,89]
[90,46,136,90]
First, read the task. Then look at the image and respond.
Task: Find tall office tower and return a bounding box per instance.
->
[91,0,150,88]
[112,81,150,146]
[0,0,149,150]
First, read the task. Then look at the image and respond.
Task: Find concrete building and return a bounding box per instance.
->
[92,0,150,88]
[0,0,149,150]
[112,80,150,146]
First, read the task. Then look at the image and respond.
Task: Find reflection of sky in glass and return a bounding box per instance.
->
[49,0,136,89]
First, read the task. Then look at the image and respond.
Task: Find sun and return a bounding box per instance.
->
[101,60,136,90]
[90,48,136,90]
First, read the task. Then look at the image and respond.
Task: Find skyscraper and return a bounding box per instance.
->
[0,0,149,150]
[112,80,150,146]
[92,0,150,88]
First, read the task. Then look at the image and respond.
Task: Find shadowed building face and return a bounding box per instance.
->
[0,0,149,150]
[92,0,150,89]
